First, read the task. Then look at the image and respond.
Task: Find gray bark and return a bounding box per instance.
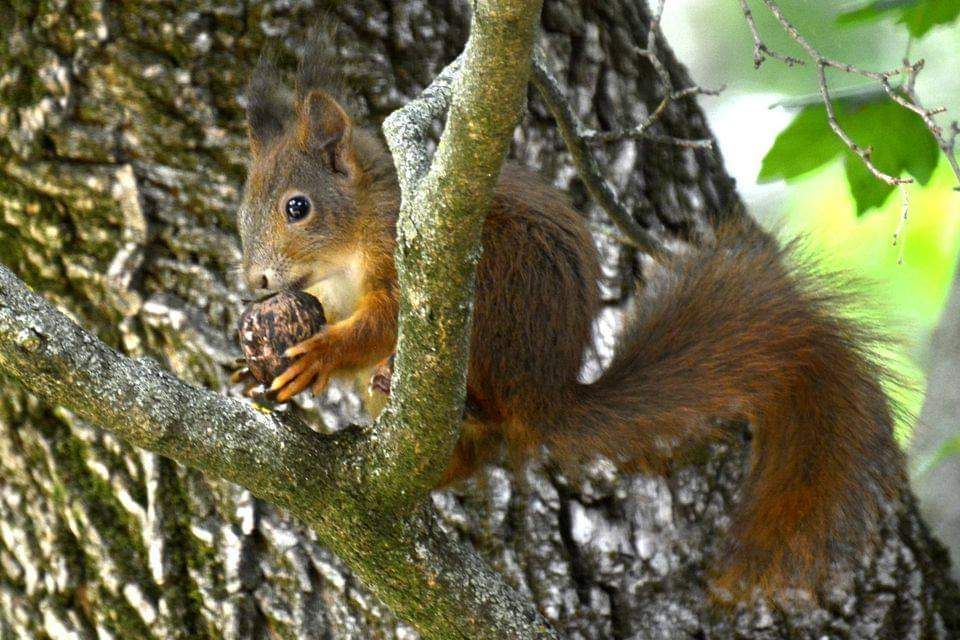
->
[0,1,957,639]
[913,261,960,584]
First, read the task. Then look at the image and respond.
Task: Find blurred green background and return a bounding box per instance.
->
[663,0,960,440]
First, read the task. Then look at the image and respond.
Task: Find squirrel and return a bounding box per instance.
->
[232,51,904,602]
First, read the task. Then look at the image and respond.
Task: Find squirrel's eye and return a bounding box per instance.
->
[285,195,311,222]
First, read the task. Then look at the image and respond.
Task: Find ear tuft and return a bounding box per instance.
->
[245,56,294,156]
[296,90,355,175]
[294,17,362,117]
[295,17,348,100]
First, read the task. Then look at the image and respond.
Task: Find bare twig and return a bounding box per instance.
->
[636,132,716,149]
[531,1,728,257]
[814,61,904,186]
[893,183,910,264]
[899,66,960,189]
[738,0,960,191]
[584,2,721,149]
[738,0,805,68]
[581,84,722,147]
[532,50,665,258]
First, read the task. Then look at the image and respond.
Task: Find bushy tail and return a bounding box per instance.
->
[546,222,904,599]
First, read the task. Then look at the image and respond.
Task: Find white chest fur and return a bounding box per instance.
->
[304,253,363,324]
[302,253,386,419]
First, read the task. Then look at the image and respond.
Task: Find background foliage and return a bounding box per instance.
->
[665,0,960,440]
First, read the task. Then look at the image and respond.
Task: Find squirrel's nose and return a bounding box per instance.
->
[245,267,277,293]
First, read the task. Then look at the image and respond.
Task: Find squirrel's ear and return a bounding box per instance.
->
[246,58,293,157]
[295,90,356,176]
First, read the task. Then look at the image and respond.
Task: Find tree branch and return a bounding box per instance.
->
[579,0,720,149]
[382,55,463,201]
[738,0,805,68]
[531,51,666,258]
[0,268,556,640]
[739,0,960,191]
[377,0,546,502]
[529,1,720,257]
[0,0,559,637]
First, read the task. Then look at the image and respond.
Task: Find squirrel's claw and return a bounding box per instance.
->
[310,371,333,397]
[230,358,265,398]
[270,351,314,391]
[269,329,340,401]
[230,364,266,399]
[270,350,335,402]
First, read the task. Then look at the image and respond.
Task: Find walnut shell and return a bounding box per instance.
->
[238,290,326,385]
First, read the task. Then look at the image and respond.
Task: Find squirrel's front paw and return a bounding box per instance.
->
[268,332,336,402]
[229,358,265,398]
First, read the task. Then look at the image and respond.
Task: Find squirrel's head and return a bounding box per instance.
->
[237,54,394,295]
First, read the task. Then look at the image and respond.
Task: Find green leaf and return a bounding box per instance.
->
[837,0,916,25]
[759,100,940,215]
[843,155,894,214]
[758,105,845,182]
[900,0,960,36]
[837,0,960,38]
[837,0,906,25]
[842,100,939,214]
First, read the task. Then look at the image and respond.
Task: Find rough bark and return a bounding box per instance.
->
[0,259,558,640]
[0,1,957,639]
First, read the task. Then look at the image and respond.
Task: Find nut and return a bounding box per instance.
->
[238,290,326,385]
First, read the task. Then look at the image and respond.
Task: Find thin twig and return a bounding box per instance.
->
[531,50,665,258]
[635,132,716,149]
[738,0,804,68]
[899,74,960,190]
[585,3,722,149]
[582,84,722,147]
[893,183,909,264]
[530,1,731,256]
[815,61,904,186]
[738,0,960,191]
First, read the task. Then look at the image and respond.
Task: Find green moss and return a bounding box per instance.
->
[154,457,218,640]
[40,415,160,603]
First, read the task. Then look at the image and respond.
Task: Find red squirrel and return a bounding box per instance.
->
[233,54,903,601]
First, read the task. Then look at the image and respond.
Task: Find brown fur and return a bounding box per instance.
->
[542,226,904,598]
[237,70,904,602]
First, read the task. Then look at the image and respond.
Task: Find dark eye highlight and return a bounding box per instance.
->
[285,195,311,222]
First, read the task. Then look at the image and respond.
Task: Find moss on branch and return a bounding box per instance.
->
[378,0,545,503]
[0,1,556,637]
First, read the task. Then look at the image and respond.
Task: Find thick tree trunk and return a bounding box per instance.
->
[0,1,956,639]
